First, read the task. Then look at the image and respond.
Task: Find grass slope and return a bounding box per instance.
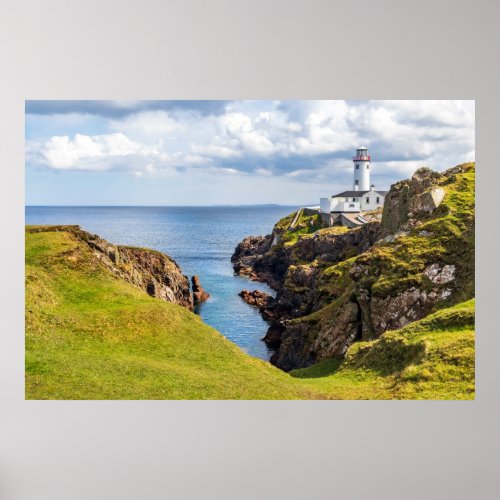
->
[26,226,475,400]
[292,299,475,400]
[25,228,312,400]
[273,210,326,246]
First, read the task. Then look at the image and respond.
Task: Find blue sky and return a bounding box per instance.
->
[25,100,475,206]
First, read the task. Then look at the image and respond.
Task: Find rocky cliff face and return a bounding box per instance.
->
[28,225,195,310]
[232,163,475,371]
[89,237,194,310]
[231,235,286,289]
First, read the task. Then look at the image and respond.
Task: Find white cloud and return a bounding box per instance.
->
[220,112,278,155]
[291,100,358,155]
[28,100,475,186]
[254,167,272,176]
[40,133,142,169]
[109,111,181,141]
[380,100,475,128]
[191,143,241,159]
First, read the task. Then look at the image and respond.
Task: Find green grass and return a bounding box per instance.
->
[274,210,326,246]
[291,299,475,400]
[25,228,314,400]
[26,226,475,400]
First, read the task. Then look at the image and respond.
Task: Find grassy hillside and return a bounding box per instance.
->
[26,226,474,400]
[25,227,312,400]
[293,299,475,400]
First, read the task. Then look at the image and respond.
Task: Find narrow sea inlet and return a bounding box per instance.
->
[25,205,297,360]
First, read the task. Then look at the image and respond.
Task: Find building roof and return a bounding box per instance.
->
[332,190,368,197]
[332,190,388,198]
[341,213,365,226]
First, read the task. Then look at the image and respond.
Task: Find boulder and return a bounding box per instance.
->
[423,263,456,284]
[238,289,274,310]
[409,187,446,214]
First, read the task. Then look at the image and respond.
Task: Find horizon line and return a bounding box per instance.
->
[25,203,313,208]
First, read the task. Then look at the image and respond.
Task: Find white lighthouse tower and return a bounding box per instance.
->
[319,145,387,226]
[353,145,370,191]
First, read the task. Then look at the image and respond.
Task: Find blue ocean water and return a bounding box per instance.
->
[25,205,298,360]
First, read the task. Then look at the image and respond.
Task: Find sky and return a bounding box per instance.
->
[25,100,475,206]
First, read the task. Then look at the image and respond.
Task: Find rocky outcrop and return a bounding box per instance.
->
[87,235,193,310]
[292,222,380,263]
[239,289,273,309]
[28,225,194,310]
[380,167,445,237]
[238,289,277,322]
[262,323,285,349]
[231,235,286,289]
[423,263,456,284]
[370,287,453,334]
[192,275,210,305]
[232,222,381,322]
[233,162,475,371]
[232,223,380,291]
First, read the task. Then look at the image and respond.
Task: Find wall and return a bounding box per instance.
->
[360,191,385,211]
[337,201,361,212]
[319,198,332,213]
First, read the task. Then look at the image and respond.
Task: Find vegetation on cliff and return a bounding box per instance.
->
[232,163,475,376]
[273,210,326,246]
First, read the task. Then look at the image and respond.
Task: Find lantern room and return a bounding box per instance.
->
[353,146,370,161]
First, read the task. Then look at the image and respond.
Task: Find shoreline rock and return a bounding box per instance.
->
[262,323,285,349]
[238,288,272,306]
[191,275,210,304]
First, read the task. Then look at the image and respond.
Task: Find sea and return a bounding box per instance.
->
[25,205,299,360]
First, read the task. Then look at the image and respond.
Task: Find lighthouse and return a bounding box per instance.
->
[353,145,370,191]
[318,145,387,227]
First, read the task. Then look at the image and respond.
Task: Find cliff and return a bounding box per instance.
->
[232,162,475,371]
[27,225,194,309]
[25,223,474,399]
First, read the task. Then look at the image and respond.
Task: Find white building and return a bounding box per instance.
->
[320,146,387,217]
